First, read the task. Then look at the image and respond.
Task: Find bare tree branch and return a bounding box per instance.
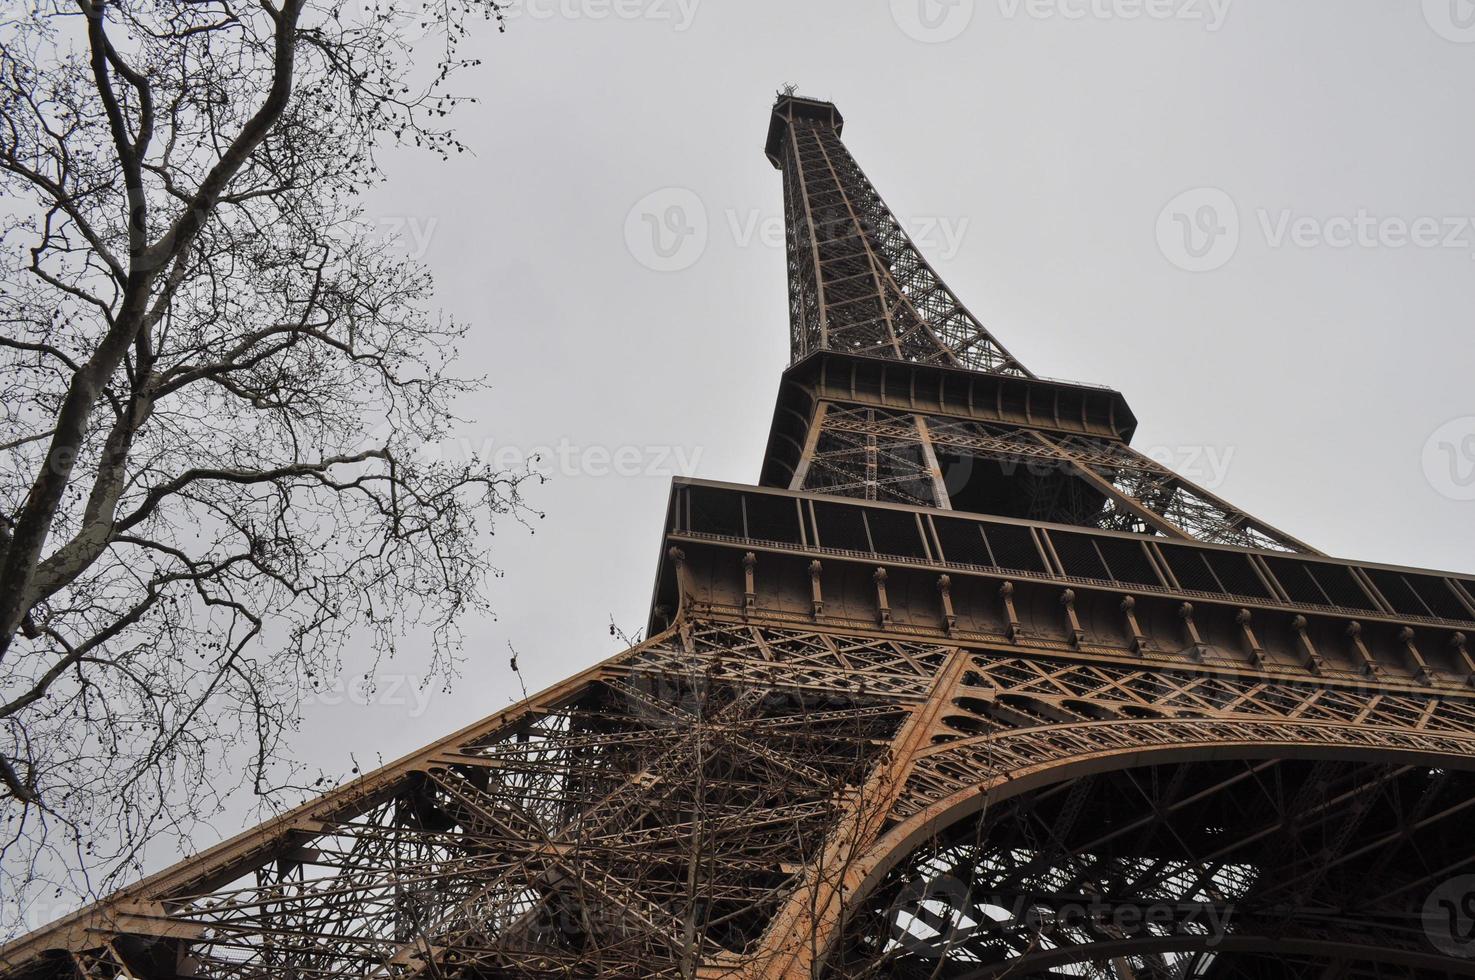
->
[0,0,520,938]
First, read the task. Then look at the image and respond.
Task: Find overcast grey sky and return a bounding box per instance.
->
[278,0,1475,828]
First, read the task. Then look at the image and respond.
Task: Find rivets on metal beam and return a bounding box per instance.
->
[1061,589,1085,648]
[1121,596,1147,655]
[1236,609,1266,669]
[1179,602,1207,662]
[1451,632,1475,687]
[873,567,892,627]
[808,560,825,619]
[667,547,690,613]
[999,581,1021,643]
[937,575,956,635]
[742,552,757,619]
[1397,627,1437,686]
[1345,621,1384,679]
[1291,615,1325,676]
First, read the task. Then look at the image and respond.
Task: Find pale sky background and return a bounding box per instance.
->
[269,0,1473,843]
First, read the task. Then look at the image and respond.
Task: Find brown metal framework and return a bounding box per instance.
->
[5,94,1474,980]
[769,99,1028,375]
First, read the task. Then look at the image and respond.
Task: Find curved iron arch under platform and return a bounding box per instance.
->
[833,752,1475,978]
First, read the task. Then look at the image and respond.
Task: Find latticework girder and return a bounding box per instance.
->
[771,97,1029,375]
[3,622,935,979]
[8,615,1475,979]
[788,402,1315,552]
[835,758,1475,979]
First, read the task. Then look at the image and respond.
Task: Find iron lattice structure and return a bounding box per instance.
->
[7,94,1475,980]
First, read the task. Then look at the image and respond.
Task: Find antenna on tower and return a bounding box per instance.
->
[780,82,798,96]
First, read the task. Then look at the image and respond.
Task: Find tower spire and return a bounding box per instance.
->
[760,95,1314,554]
[766,94,1030,376]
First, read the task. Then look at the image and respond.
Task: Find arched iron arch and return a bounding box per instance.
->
[939,933,1475,979]
[830,731,1475,980]
[859,727,1475,899]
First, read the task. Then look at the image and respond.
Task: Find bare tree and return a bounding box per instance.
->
[0,0,527,926]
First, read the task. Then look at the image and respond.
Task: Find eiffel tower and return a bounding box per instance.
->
[7,93,1475,980]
